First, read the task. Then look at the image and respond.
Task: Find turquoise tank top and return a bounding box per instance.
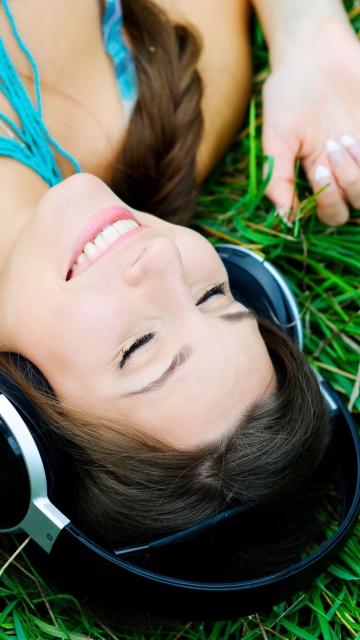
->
[0,0,138,186]
[102,0,138,123]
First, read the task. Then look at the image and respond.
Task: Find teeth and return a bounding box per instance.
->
[76,252,85,265]
[120,220,133,230]
[102,225,120,242]
[113,219,136,233]
[84,242,97,258]
[71,218,139,274]
[94,233,108,250]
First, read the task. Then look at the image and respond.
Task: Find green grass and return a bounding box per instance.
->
[1,2,360,638]
[195,92,360,414]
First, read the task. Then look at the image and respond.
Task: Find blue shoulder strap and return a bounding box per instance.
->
[0,0,81,186]
[102,0,138,124]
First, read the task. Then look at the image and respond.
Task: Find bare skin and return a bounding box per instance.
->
[0,0,253,247]
[0,0,268,451]
[2,0,360,234]
[0,173,275,450]
[153,0,253,179]
[251,0,360,225]
[0,0,358,447]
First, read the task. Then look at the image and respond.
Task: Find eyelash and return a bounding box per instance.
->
[120,332,155,369]
[195,281,227,306]
[119,282,228,369]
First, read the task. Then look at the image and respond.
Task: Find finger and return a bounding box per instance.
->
[262,127,300,219]
[313,164,349,226]
[325,137,360,209]
[341,134,360,161]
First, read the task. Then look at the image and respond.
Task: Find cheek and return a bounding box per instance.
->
[170,225,224,271]
[57,292,130,358]
[18,291,130,379]
[181,240,226,284]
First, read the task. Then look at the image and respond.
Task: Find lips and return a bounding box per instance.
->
[67,206,142,280]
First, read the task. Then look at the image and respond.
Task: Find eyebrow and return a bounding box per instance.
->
[128,309,255,396]
[128,345,193,395]
[218,308,257,323]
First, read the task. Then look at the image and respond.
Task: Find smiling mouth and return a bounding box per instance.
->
[67,218,141,280]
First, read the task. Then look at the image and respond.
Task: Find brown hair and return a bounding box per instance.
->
[111,0,204,225]
[0,318,331,571]
[0,3,330,580]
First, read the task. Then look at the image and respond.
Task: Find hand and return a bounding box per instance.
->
[262,20,360,226]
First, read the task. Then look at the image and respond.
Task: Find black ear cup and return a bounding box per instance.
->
[0,365,72,499]
[0,246,359,622]
[215,245,303,347]
[0,416,30,529]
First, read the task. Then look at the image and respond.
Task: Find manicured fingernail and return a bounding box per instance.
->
[315,165,331,190]
[275,206,285,217]
[326,139,346,169]
[341,134,358,147]
[275,206,293,227]
[341,134,360,161]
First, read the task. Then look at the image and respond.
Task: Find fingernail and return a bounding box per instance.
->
[315,165,332,190]
[341,134,360,161]
[341,134,358,147]
[275,206,285,217]
[326,139,346,169]
[275,206,293,227]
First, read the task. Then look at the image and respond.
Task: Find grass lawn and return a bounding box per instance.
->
[1,1,360,638]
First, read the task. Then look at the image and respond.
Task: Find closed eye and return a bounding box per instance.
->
[196,281,228,306]
[120,282,228,369]
[120,332,156,369]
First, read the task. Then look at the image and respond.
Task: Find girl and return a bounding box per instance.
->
[0,0,353,616]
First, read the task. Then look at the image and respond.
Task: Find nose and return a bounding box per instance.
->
[123,236,186,288]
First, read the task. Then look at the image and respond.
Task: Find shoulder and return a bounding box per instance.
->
[151,0,251,72]
[150,0,253,179]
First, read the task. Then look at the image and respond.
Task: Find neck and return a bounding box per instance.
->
[0,157,48,273]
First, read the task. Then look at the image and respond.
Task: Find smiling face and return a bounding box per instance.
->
[0,174,275,450]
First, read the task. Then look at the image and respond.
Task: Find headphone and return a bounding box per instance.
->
[1,244,360,621]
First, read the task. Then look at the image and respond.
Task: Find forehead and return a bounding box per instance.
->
[108,311,275,450]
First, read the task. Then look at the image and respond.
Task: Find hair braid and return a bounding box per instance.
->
[112,0,204,225]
